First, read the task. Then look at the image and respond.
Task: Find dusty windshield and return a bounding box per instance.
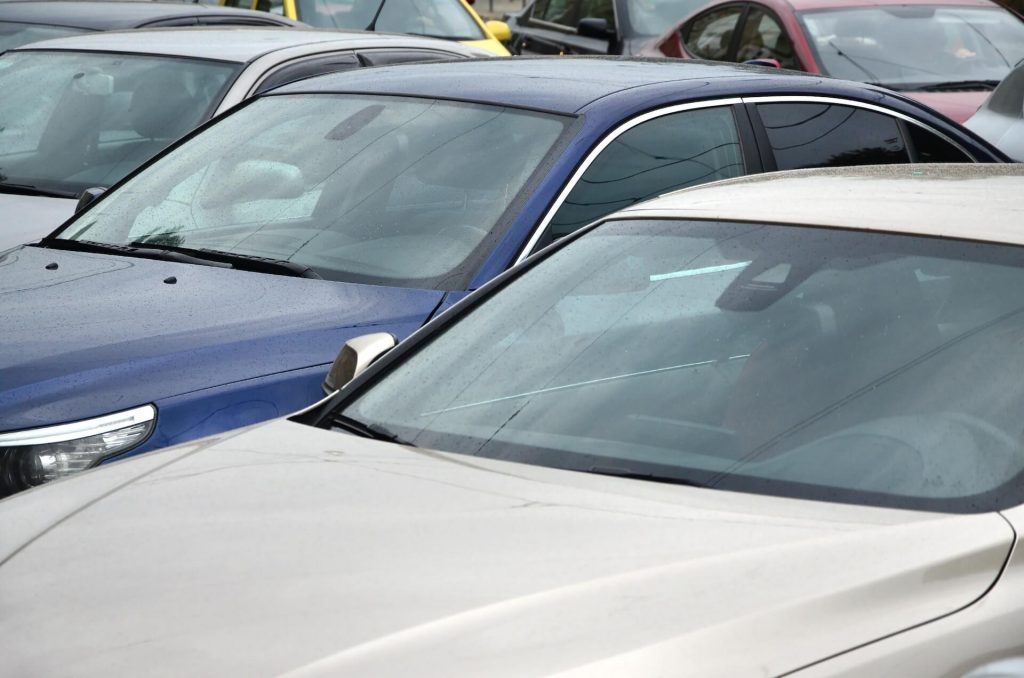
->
[343,218,1024,512]
[295,0,484,39]
[58,94,569,288]
[800,6,1024,89]
[0,50,237,197]
[0,22,89,51]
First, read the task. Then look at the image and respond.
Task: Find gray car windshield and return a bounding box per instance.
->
[0,22,90,51]
[0,50,238,197]
[342,218,1024,513]
[58,94,569,288]
[295,0,484,39]
[801,6,1024,89]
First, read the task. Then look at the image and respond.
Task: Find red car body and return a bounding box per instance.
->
[641,0,1013,122]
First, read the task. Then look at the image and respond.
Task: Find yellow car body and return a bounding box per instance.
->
[224,0,510,55]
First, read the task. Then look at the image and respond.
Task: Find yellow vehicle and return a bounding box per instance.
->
[223,0,511,55]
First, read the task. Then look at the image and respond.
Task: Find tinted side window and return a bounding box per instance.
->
[579,0,614,26]
[757,102,909,169]
[906,124,972,162]
[536,0,579,26]
[736,8,798,68]
[546,107,744,239]
[685,6,743,60]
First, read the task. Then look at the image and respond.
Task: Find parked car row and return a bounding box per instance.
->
[1,0,1024,674]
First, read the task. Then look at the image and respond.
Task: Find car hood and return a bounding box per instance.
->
[903,90,989,124]
[0,193,76,251]
[0,420,1012,677]
[0,246,443,431]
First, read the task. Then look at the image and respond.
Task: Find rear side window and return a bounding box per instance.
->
[546,106,744,239]
[906,125,972,162]
[685,6,743,60]
[757,102,909,169]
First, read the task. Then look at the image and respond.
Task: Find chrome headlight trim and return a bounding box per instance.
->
[0,405,157,447]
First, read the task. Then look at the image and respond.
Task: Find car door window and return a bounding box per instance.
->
[546,106,744,239]
[905,124,972,162]
[756,102,910,170]
[535,0,580,27]
[579,0,614,27]
[255,53,361,94]
[685,6,743,60]
[256,0,287,14]
[736,7,797,68]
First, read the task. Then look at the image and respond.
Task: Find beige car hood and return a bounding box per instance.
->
[0,420,1013,677]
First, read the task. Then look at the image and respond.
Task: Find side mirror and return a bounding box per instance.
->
[485,19,512,42]
[76,187,106,213]
[323,332,397,393]
[577,17,614,41]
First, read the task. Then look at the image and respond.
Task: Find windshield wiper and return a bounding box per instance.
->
[911,79,1000,91]
[37,238,234,268]
[827,40,881,84]
[127,242,322,279]
[588,466,707,489]
[0,182,77,199]
[333,414,416,446]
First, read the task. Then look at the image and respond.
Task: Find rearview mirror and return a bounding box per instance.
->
[76,187,106,213]
[323,332,397,393]
[577,17,614,41]
[485,19,512,42]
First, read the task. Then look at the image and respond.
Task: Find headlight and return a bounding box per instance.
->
[0,405,155,498]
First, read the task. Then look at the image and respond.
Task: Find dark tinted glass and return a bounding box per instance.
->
[907,124,972,162]
[547,106,743,239]
[758,102,909,169]
[255,53,360,94]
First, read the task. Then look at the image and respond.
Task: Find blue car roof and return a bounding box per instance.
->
[274,57,832,115]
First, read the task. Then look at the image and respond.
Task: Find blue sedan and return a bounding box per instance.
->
[0,57,1006,496]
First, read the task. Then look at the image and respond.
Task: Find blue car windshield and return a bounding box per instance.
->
[57,94,570,289]
[342,218,1024,513]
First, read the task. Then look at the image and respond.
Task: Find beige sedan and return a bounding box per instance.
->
[2,164,1024,677]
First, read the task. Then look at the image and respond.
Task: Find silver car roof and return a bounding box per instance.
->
[617,164,1024,246]
[11,26,487,63]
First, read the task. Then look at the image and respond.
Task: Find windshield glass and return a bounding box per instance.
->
[57,94,569,288]
[294,0,484,39]
[0,51,237,198]
[627,0,708,36]
[342,218,1024,513]
[800,6,1024,89]
[0,22,90,51]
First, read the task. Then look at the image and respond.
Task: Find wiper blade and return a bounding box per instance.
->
[128,241,321,279]
[333,414,416,446]
[588,465,707,488]
[912,79,1000,91]
[0,182,77,199]
[37,238,233,268]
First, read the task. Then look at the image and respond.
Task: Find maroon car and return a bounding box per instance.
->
[642,0,1024,122]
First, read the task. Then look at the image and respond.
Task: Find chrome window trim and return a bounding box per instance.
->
[514,94,975,264]
[514,97,743,264]
[0,405,156,447]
